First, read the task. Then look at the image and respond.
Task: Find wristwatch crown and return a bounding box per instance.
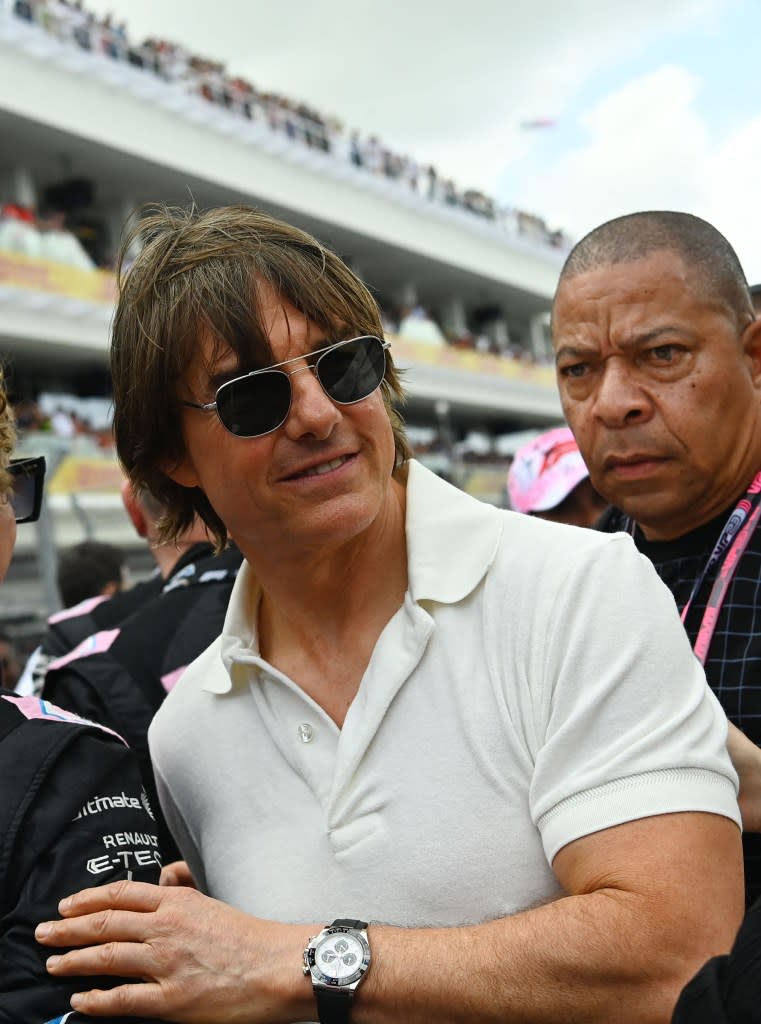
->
[303,938,317,975]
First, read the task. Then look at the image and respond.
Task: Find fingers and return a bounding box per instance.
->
[46,940,153,980]
[36,881,186,950]
[59,879,165,915]
[36,905,154,948]
[67,980,165,1019]
[160,859,196,887]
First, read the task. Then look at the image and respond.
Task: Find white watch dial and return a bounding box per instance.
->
[315,933,364,981]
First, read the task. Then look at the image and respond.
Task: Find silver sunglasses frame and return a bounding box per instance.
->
[181,335,390,438]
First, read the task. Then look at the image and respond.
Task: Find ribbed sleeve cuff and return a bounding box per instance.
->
[538,768,741,863]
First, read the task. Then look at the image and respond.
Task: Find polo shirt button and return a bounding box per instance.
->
[297,722,315,743]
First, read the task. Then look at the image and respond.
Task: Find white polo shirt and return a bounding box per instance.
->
[150,460,739,926]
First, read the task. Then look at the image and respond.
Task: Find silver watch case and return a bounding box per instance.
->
[302,922,371,990]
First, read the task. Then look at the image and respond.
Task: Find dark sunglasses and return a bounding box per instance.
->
[7,456,46,523]
[181,335,390,439]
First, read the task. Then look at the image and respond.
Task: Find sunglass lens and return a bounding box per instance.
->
[9,460,44,523]
[216,370,292,438]
[10,473,33,522]
[319,337,386,404]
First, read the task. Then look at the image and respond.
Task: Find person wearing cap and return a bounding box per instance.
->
[37,205,743,1024]
[507,425,607,527]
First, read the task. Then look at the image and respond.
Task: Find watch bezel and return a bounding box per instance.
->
[303,924,372,989]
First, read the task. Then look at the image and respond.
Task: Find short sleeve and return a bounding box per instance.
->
[527,534,740,862]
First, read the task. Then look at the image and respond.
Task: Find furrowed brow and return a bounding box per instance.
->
[555,325,691,364]
[554,343,593,364]
[616,326,689,351]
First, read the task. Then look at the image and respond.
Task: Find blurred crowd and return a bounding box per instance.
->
[0,202,99,270]
[9,0,570,250]
[14,395,114,448]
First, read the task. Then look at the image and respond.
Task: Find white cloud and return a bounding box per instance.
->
[513,59,761,283]
[515,65,710,235]
[701,115,761,283]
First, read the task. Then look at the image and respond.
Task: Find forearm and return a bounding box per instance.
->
[38,817,743,1024]
[38,882,738,1024]
[353,890,733,1024]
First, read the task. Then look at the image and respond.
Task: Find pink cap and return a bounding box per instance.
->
[507,426,589,514]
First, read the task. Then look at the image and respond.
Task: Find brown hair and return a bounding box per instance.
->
[0,368,16,500]
[111,204,410,549]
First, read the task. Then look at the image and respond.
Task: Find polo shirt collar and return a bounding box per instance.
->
[209,459,504,693]
[404,458,504,603]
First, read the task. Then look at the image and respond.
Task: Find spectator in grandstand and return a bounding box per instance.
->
[56,537,126,609]
[552,209,761,907]
[37,204,742,1024]
[0,365,168,1024]
[397,303,446,345]
[507,426,607,528]
[7,0,573,251]
[0,201,96,270]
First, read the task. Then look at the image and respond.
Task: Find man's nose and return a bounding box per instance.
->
[282,364,341,440]
[593,359,651,427]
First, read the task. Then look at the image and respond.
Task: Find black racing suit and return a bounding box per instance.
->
[26,543,216,697]
[0,689,168,1023]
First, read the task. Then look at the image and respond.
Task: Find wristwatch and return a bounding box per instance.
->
[302,918,371,1023]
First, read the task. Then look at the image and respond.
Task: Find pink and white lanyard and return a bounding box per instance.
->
[626,470,761,666]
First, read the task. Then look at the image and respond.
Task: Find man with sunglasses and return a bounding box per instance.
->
[39,205,743,1023]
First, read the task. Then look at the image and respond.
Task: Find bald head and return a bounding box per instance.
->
[558,211,754,328]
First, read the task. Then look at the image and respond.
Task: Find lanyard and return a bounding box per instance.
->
[626,470,761,666]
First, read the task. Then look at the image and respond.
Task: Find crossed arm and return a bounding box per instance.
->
[36,811,742,1024]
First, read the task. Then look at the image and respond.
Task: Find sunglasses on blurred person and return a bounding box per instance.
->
[181,335,390,438]
[8,456,46,523]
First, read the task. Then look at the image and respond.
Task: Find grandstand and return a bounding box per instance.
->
[0,0,565,626]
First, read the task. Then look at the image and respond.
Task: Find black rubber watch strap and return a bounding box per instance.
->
[315,986,353,1024]
[312,920,369,1023]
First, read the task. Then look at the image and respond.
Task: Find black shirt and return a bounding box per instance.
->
[42,545,243,863]
[672,896,761,1023]
[600,505,761,905]
[0,689,167,1023]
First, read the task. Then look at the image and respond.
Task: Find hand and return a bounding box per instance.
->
[159,860,196,888]
[35,880,315,1022]
[727,720,761,832]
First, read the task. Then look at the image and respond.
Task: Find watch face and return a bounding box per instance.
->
[309,929,370,987]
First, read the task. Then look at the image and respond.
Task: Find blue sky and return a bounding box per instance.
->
[521,1,755,170]
[499,0,761,279]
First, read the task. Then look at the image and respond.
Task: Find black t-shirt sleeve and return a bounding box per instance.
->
[0,728,164,1023]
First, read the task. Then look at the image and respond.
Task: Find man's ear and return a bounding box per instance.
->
[743,317,761,389]
[160,453,201,490]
